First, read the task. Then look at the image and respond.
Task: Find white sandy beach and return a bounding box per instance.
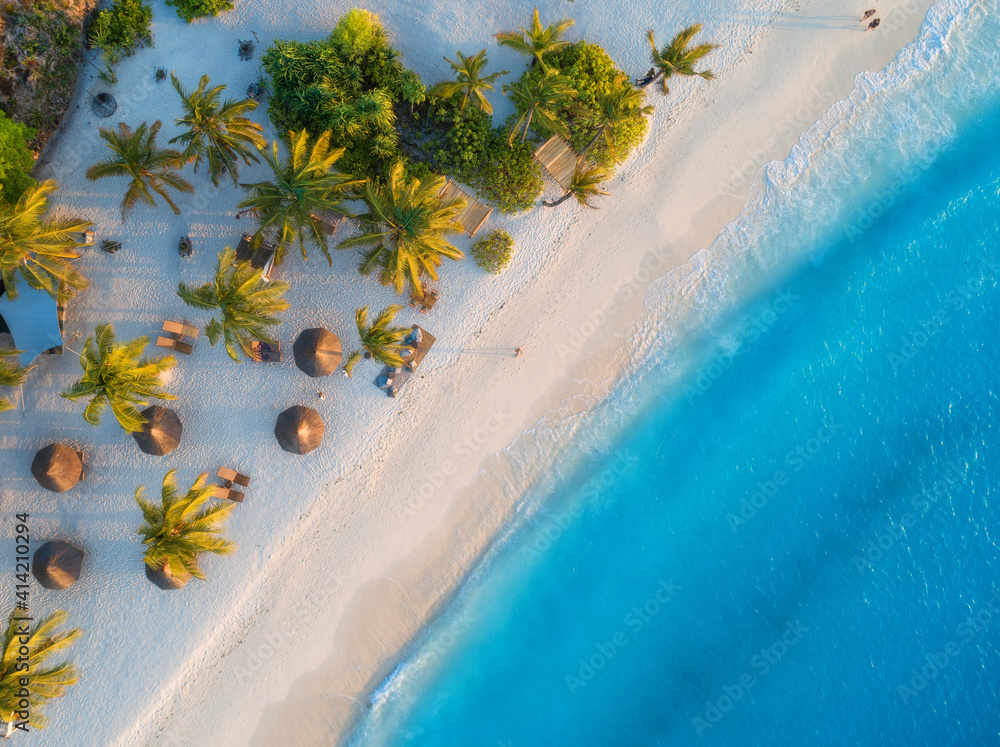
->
[0,0,935,744]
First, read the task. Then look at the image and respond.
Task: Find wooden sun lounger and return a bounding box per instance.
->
[163,320,200,339]
[250,340,281,362]
[156,335,193,355]
[211,485,244,503]
[217,467,251,487]
[402,326,436,372]
[76,450,85,482]
[533,135,579,191]
[311,210,347,236]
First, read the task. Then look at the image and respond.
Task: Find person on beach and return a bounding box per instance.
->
[862,9,876,20]
[866,18,881,30]
[514,348,523,358]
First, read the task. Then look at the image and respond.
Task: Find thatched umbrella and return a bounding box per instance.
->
[274,405,324,455]
[31,444,83,493]
[133,406,183,456]
[32,541,85,590]
[293,328,342,378]
[145,560,192,591]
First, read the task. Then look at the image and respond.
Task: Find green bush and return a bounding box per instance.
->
[0,111,36,203]
[329,9,387,60]
[471,229,514,274]
[89,0,153,65]
[165,0,234,23]
[512,41,650,171]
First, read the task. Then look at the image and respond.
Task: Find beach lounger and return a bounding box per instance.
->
[211,485,244,503]
[156,335,193,355]
[217,467,251,487]
[162,320,200,339]
[409,289,439,314]
[250,340,281,362]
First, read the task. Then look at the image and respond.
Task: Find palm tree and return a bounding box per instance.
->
[0,607,81,732]
[61,323,176,432]
[169,73,266,187]
[0,349,31,412]
[85,121,194,222]
[503,70,577,145]
[543,163,611,208]
[496,7,575,72]
[342,304,410,377]
[580,74,654,160]
[135,469,236,585]
[0,181,92,301]
[177,248,290,362]
[430,49,509,115]
[643,24,718,95]
[339,163,464,296]
[237,129,364,265]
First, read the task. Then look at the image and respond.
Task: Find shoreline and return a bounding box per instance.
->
[0,1,937,745]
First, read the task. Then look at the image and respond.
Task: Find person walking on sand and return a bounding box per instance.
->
[514,347,523,358]
[866,18,881,31]
[862,9,876,20]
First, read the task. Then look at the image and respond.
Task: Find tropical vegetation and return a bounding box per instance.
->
[643,24,718,95]
[430,50,508,115]
[177,248,291,362]
[339,162,464,295]
[0,112,35,204]
[503,70,577,145]
[170,74,265,187]
[496,7,575,72]
[135,469,236,583]
[0,607,81,732]
[342,304,410,376]
[471,229,514,274]
[88,0,153,66]
[542,163,611,209]
[0,349,30,412]
[165,0,233,23]
[86,121,193,222]
[61,323,176,432]
[237,129,363,264]
[0,180,91,300]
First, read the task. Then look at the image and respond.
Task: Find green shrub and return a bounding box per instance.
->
[165,0,234,23]
[471,229,514,274]
[0,111,36,203]
[512,41,650,171]
[89,0,153,65]
[329,9,387,61]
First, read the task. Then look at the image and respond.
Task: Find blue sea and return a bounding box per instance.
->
[352,1,1000,745]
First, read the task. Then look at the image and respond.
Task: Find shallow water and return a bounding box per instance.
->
[352,1,1000,744]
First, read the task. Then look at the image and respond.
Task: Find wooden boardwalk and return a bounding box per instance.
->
[439,181,493,237]
[533,135,578,191]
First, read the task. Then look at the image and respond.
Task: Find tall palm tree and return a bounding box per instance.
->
[61,323,176,432]
[85,121,194,222]
[0,349,30,412]
[177,248,291,362]
[643,24,718,95]
[496,7,575,72]
[503,70,577,145]
[340,162,464,296]
[0,180,91,301]
[543,163,611,208]
[580,74,654,159]
[342,304,410,377]
[430,49,509,115]
[169,73,266,187]
[237,129,364,265]
[135,469,235,585]
[0,607,81,732]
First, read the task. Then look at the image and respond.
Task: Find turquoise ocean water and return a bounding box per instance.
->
[352,1,1000,744]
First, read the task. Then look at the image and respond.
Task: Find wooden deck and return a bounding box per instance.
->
[402,325,436,372]
[439,181,493,237]
[533,135,578,191]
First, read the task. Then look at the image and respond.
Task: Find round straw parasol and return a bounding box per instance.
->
[274,405,324,455]
[293,328,343,378]
[133,406,183,456]
[32,541,85,590]
[31,444,83,493]
[145,560,192,591]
